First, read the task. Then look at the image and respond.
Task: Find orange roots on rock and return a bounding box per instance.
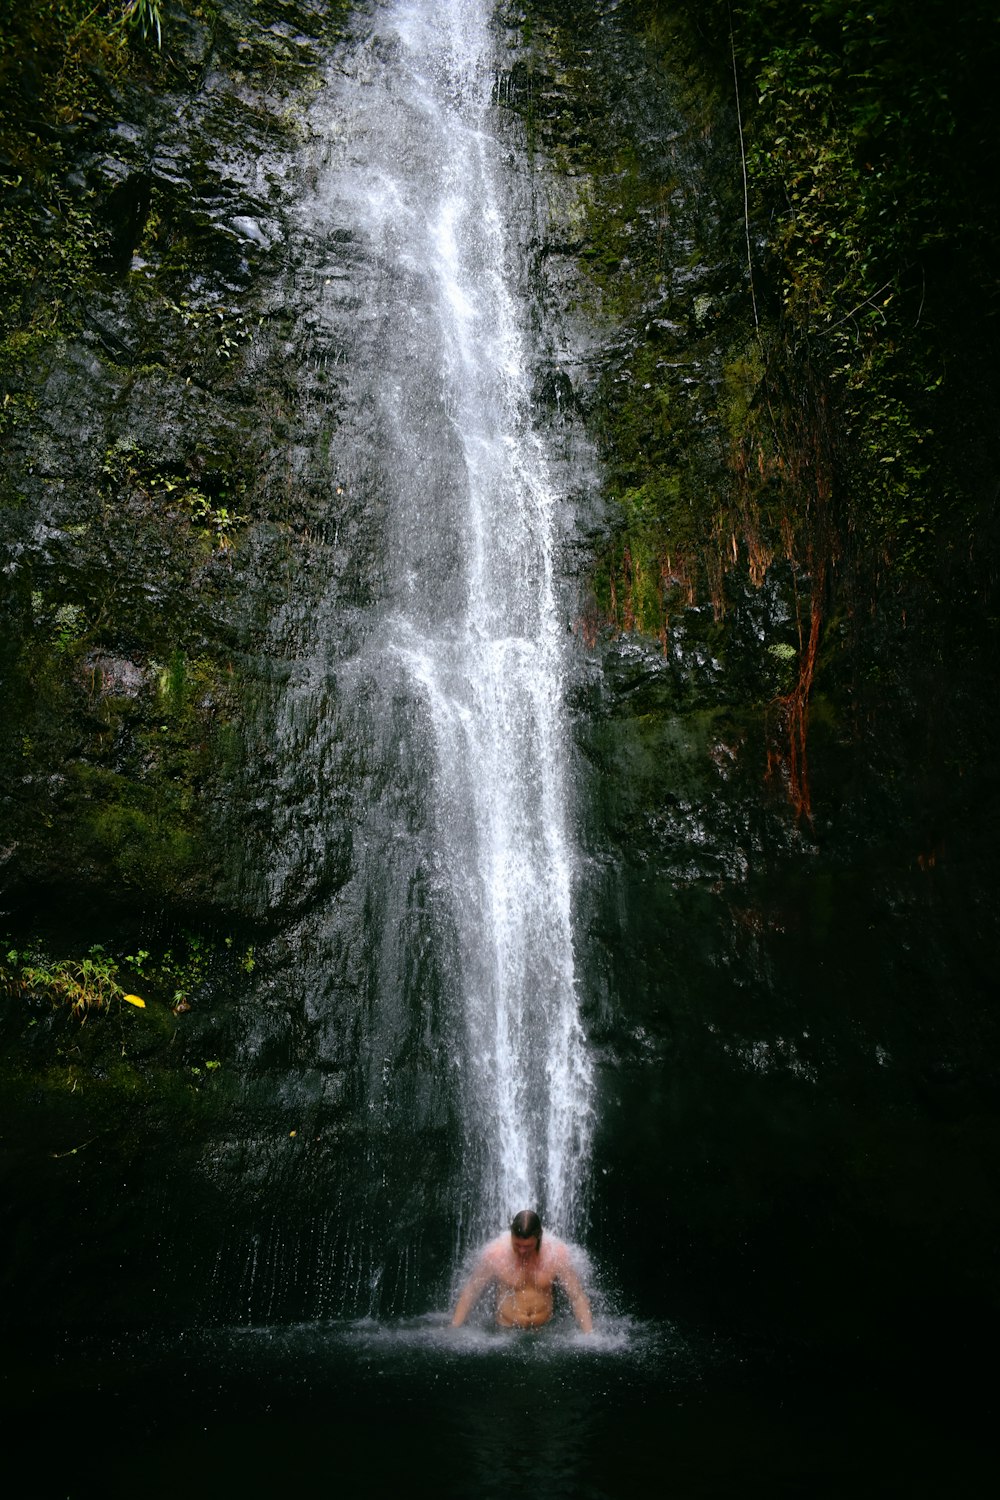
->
[584,365,836,822]
[768,573,824,822]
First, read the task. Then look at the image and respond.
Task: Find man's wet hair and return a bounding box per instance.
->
[510,1209,542,1244]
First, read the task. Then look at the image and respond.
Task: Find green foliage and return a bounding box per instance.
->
[126,931,252,1009]
[28,592,90,653]
[0,193,113,340]
[739,7,952,354]
[2,928,254,1021]
[735,3,965,570]
[559,0,1000,645]
[0,3,170,151]
[0,3,170,385]
[101,442,249,545]
[2,942,126,1019]
[157,297,258,364]
[120,1,164,50]
[661,0,997,574]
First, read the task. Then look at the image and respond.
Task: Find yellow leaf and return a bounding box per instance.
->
[123,993,146,1009]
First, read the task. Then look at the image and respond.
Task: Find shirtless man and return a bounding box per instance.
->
[450,1210,593,1333]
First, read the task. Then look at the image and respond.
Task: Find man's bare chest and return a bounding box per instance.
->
[496,1257,555,1291]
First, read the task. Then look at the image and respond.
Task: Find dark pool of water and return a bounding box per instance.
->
[4,1315,993,1498]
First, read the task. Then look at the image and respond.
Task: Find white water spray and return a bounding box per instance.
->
[323,0,593,1239]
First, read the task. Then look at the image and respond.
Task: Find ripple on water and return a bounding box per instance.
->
[133,1309,720,1394]
[8,1316,990,1500]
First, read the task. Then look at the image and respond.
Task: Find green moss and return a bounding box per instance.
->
[515,0,1000,660]
[70,763,198,886]
[0,5,160,358]
[719,350,765,448]
[0,561,239,906]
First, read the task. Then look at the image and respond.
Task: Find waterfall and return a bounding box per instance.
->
[315,0,594,1242]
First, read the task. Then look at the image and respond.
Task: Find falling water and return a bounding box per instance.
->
[314,0,593,1241]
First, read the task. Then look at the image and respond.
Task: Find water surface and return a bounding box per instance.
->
[6,1316,993,1498]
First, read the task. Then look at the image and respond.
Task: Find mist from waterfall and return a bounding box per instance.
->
[317,0,594,1241]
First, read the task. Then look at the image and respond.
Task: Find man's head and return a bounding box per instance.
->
[510,1209,542,1257]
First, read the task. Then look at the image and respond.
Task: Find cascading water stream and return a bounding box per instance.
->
[321,0,594,1243]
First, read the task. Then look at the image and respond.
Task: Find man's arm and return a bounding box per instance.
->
[558,1255,593,1333]
[451,1253,494,1327]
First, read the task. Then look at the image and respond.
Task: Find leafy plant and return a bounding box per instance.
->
[52,602,86,652]
[119,1,164,50]
[101,444,249,545]
[0,928,254,1023]
[124,931,255,1010]
[2,942,128,1019]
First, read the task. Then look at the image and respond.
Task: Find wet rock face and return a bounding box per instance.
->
[513,0,1000,1348]
[1,4,350,928]
[2,0,516,1322]
[2,0,998,1353]
[0,0,399,1323]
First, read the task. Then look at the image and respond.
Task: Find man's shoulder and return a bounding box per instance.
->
[543,1236,587,1276]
